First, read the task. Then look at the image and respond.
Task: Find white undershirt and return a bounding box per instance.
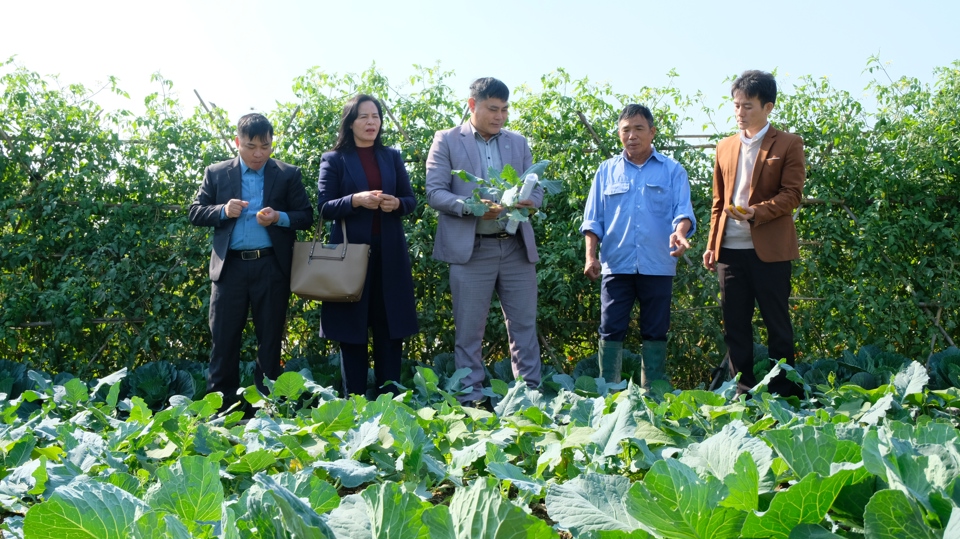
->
[722,123,770,249]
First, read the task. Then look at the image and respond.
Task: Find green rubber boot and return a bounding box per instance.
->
[598,339,623,384]
[641,340,668,390]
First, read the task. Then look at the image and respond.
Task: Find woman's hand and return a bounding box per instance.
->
[352,190,383,209]
[378,193,399,212]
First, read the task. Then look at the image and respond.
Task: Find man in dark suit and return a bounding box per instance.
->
[426,77,543,405]
[702,70,805,397]
[189,113,313,413]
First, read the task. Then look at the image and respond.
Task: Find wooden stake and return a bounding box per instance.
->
[576,111,610,158]
[381,100,413,146]
[276,105,301,143]
[194,89,237,157]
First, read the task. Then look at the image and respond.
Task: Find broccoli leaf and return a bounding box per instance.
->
[144,455,223,523]
[546,473,644,534]
[626,459,745,539]
[23,480,147,539]
[520,160,551,180]
[741,467,870,539]
[863,489,940,539]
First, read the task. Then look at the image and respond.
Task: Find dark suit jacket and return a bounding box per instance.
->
[706,127,806,262]
[189,157,313,281]
[316,147,419,343]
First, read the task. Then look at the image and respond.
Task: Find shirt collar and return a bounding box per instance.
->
[619,145,663,168]
[468,121,502,142]
[239,157,266,176]
[740,122,770,146]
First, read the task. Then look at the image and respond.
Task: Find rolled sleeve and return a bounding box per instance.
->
[580,168,607,241]
[671,167,697,237]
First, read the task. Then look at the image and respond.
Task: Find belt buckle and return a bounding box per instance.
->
[496,232,510,239]
[241,250,259,260]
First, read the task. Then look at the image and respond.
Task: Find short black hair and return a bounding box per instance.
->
[731,70,777,106]
[469,77,510,103]
[237,113,274,141]
[332,94,385,152]
[617,104,655,129]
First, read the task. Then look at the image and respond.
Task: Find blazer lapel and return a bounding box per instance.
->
[457,123,483,177]
[262,159,277,203]
[497,132,514,173]
[376,149,395,194]
[228,157,243,200]
[724,137,740,203]
[751,128,776,190]
[342,151,370,192]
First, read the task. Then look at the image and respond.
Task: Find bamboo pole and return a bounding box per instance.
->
[575,111,610,158]
[193,90,237,157]
[276,105,301,143]
[381,100,413,146]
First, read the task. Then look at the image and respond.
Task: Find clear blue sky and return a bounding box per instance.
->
[3,0,958,132]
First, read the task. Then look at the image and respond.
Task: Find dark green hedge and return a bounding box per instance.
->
[1,59,957,387]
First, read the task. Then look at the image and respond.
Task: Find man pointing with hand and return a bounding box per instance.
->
[581,104,695,389]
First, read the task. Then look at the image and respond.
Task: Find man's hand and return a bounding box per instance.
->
[703,249,717,272]
[515,199,535,209]
[669,231,690,257]
[378,193,399,212]
[480,199,503,220]
[725,204,755,222]
[352,190,383,209]
[583,231,601,281]
[584,258,601,281]
[224,199,249,219]
[256,207,279,226]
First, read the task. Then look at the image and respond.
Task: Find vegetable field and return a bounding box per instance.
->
[4,353,960,538]
[1,58,959,537]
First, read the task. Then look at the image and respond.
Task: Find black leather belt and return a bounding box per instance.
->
[478,232,512,239]
[228,247,274,260]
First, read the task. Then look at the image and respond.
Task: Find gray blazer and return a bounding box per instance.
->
[425,124,542,264]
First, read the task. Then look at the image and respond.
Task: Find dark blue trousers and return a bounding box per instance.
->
[599,274,674,342]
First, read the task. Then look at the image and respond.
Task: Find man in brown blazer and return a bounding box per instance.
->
[703,70,805,397]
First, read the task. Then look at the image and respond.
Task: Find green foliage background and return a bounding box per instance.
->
[1,58,957,386]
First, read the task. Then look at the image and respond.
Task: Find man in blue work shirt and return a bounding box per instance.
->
[189,113,313,415]
[580,104,695,388]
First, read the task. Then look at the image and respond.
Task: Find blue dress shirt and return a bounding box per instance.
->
[580,147,696,276]
[224,158,290,250]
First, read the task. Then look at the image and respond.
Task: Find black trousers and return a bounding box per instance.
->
[207,253,288,409]
[339,239,403,398]
[717,248,801,397]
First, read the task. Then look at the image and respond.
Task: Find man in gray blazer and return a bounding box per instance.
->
[426,77,543,406]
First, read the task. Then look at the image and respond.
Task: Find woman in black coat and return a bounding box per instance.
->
[317,94,419,397]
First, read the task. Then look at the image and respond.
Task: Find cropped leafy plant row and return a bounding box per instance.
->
[3,348,960,538]
[1,58,957,387]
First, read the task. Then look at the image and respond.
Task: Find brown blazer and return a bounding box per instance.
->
[705,126,805,262]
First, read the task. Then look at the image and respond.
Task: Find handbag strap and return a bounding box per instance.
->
[310,203,351,259]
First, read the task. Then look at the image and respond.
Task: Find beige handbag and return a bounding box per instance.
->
[290,217,370,302]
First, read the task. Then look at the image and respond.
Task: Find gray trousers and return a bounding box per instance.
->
[450,235,541,401]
